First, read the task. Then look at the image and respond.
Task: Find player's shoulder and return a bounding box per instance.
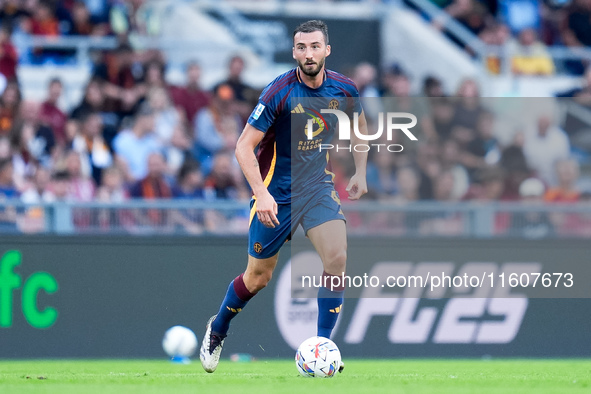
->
[326,69,358,91]
[260,68,298,103]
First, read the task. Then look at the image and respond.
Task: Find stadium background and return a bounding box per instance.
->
[0,0,590,360]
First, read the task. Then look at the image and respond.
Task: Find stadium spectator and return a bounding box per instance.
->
[461,109,501,179]
[95,165,133,231]
[172,159,204,199]
[463,166,506,201]
[0,26,18,82]
[382,71,437,142]
[366,150,399,200]
[47,169,71,201]
[143,60,166,90]
[20,166,53,203]
[202,152,248,233]
[462,166,511,235]
[433,168,460,202]
[10,101,55,190]
[0,157,18,231]
[479,23,511,75]
[129,151,172,228]
[394,166,421,203]
[390,166,423,237]
[70,77,119,145]
[511,177,555,238]
[544,158,581,202]
[30,1,59,36]
[110,0,156,39]
[147,86,190,174]
[218,55,256,120]
[112,104,161,182]
[451,78,484,146]
[434,0,491,48]
[193,83,242,175]
[71,78,107,121]
[522,114,570,186]
[129,151,171,200]
[63,149,95,202]
[169,61,210,125]
[96,166,128,203]
[499,144,533,200]
[543,158,581,235]
[352,62,381,98]
[422,75,445,97]
[352,62,382,121]
[92,43,144,118]
[508,28,555,75]
[440,138,470,199]
[170,159,205,234]
[562,0,591,74]
[562,0,591,48]
[0,0,30,30]
[416,141,441,200]
[0,157,17,198]
[203,153,247,201]
[419,169,465,235]
[84,0,111,24]
[0,81,21,136]
[68,1,108,36]
[39,77,67,146]
[431,97,455,141]
[71,111,112,185]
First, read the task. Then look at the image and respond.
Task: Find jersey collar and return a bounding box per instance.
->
[296,67,327,88]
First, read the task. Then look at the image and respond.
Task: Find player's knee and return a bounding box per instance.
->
[249,270,273,292]
[324,248,347,274]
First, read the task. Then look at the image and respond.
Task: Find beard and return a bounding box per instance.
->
[298,57,325,77]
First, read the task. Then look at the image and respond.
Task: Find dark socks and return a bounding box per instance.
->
[317,271,345,338]
[211,273,256,336]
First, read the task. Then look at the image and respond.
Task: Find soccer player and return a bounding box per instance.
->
[200,20,368,373]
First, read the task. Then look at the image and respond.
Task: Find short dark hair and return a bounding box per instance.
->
[49,77,62,87]
[293,20,329,45]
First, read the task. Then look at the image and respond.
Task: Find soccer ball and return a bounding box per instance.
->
[162,326,198,358]
[295,336,341,378]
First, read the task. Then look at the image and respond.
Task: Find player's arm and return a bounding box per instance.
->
[346,110,368,200]
[235,123,280,228]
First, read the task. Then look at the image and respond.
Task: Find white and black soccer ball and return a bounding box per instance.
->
[162,326,198,358]
[295,336,341,378]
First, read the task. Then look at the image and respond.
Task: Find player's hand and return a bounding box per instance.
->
[345,173,368,200]
[256,191,280,228]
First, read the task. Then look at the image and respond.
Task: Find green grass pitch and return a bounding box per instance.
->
[0,359,589,394]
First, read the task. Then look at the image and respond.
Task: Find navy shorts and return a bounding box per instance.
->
[248,184,345,259]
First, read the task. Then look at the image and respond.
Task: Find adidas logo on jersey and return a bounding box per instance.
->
[291,103,305,114]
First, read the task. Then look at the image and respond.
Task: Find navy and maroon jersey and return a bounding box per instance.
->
[247,67,362,204]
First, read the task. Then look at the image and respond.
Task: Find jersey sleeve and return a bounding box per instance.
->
[345,83,363,116]
[247,83,281,133]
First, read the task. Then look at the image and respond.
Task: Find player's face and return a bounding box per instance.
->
[293,31,331,77]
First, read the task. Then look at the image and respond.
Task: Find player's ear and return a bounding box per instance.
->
[292,47,296,59]
[325,44,331,57]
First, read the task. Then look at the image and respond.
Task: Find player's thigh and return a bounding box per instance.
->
[307,219,347,274]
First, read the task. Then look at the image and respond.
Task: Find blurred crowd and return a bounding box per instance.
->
[329,62,591,237]
[0,0,589,237]
[430,0,591,75]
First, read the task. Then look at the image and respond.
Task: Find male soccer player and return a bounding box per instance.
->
[200,20,368,373]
